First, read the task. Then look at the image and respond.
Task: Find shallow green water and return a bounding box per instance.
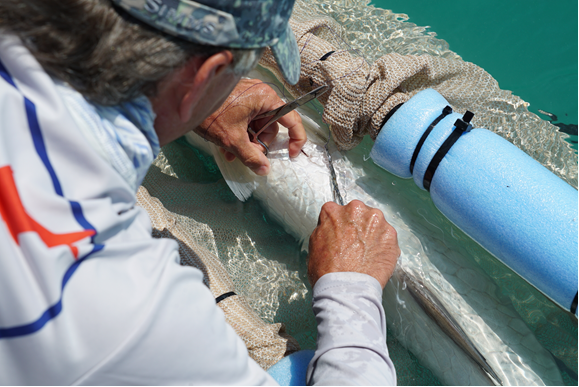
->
[371,0,578,148]
[151,3,577,384]
[363,3,578,384]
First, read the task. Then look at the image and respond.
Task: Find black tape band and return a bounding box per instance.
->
[379,102,405,131]
[215,291,237,304]
[319,51,336,61]
[423,111,474,192]
[571,292,578,314]
[410,106,453,175]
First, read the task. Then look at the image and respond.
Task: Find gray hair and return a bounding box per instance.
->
[0,0,262,106]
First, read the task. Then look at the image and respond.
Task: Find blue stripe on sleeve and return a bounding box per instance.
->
[0,244,104,338]
[0,60,16,87]
[24,97,64,196]
[0,58,102,338]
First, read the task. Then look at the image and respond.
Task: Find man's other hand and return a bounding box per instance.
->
[195,79,306,176]
[308,200,400,289]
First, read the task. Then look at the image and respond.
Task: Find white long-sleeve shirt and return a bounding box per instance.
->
[0,34,396,385]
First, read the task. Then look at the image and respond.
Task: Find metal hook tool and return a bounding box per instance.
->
[248,85,329,155]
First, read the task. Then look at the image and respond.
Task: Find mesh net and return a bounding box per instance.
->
[136,165,300,370]
[259,1,578,188]
[138,1,577,385]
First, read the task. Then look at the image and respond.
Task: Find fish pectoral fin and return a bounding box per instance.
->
[211,145,258,202]
[183,132,258,202]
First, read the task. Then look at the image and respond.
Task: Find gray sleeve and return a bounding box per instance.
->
[307,272,396,386]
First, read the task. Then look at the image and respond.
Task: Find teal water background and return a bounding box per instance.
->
[371,0,578,148]
[159,2,577,384]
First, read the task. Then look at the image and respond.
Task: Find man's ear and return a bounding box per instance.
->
[178,50,234,123]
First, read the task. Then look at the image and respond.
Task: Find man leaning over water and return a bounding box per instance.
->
[0,0,399,384]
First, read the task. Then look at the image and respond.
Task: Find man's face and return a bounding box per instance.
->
[190,70,242,130]
[150,58,242,147]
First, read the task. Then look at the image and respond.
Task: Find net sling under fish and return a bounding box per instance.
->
[139,1,578,383]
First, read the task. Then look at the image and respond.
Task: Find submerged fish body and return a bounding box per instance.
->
[183,73,563,386]
[398,268,502,385]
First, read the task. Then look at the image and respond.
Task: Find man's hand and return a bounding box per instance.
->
[195,79,306,176]
[308,200,400,289]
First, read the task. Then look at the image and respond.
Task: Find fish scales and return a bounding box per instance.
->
[182,69,563,386]
[399,268,502,385]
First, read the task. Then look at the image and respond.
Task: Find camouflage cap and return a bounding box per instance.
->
[112,0,300,84]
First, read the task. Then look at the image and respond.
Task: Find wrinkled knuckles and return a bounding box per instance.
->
[256,83,274,96]
[218,135,233,150]
[366,209,385,228]
[369,207,385,220]
[347,199,365,207]
[345,200,368,220]
[320,201,339,214]
[232,129,250,144]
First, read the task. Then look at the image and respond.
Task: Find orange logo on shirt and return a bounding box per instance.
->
[0,166,95,258]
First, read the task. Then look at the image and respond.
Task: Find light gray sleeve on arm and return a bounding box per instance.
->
[307,272,396,386]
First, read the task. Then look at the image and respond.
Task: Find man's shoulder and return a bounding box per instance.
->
[0,35,200,384]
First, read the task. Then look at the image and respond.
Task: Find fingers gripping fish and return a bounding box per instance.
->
[182,69,563,386]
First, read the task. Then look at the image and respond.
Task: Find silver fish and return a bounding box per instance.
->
[182,68,563,386]
[398,267,502,385]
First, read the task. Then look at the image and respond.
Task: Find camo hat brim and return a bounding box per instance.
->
[111,0,300,85]
[270,25,300,85]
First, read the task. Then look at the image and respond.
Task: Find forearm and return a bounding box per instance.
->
[307,272,396,386]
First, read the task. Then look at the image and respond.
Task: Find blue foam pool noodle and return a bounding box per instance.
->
[370,89,578,314]
[267,350,314,386]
